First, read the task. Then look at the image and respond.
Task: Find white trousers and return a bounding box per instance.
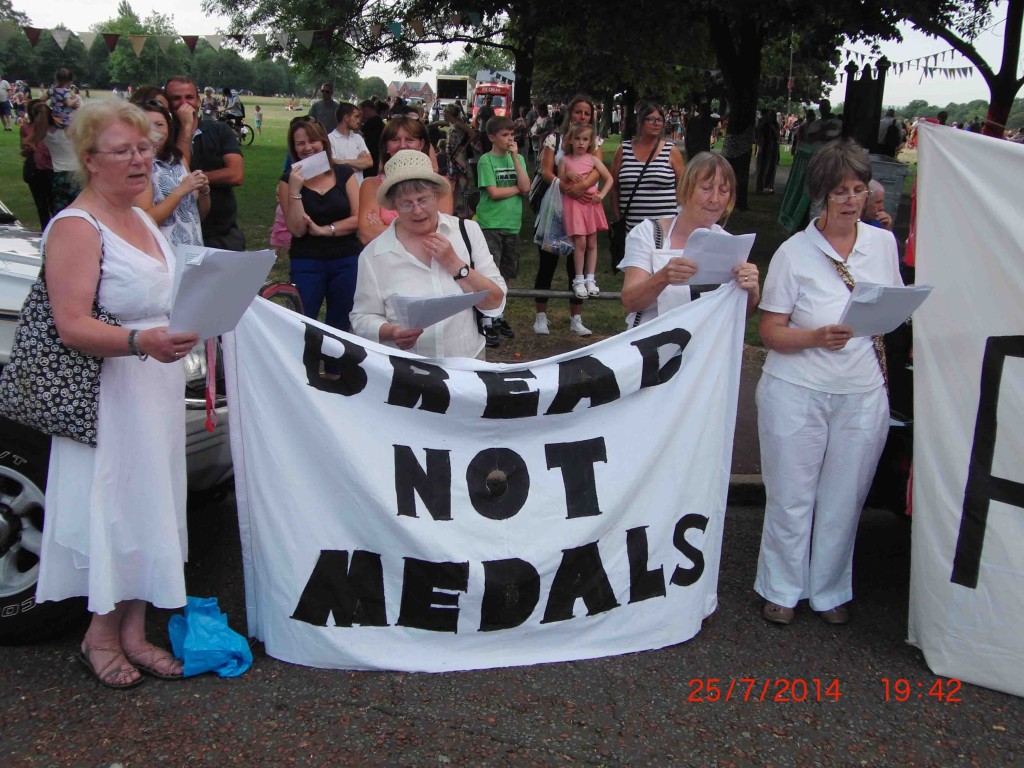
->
[754,373,889,612]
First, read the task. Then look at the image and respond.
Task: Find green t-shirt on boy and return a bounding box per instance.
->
[476,151,523,234]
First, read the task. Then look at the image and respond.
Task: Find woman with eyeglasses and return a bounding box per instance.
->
[351,150,506,359]
[133,100,209,246]
[754,139,902,628]
[609,103,686,263]
[277,116,361,364]
[358,116,451,245]
[34,99,202,688]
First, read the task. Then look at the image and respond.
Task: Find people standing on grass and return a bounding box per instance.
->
[558,121,613,299]
[20,100,55,231]
[253,105,263,135]
[475,115,531,346]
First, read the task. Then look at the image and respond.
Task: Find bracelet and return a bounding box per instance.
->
[199,189,210,196]
[127,329,149,360]
[290,194,303,200]
[329,223,336,236]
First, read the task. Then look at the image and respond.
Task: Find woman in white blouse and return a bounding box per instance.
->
[350,150,506,359]
[755,139,902,627]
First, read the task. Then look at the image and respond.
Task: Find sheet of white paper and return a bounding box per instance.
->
[169,247,277,339]
[838,283,933,337]
[390,291,488,330]
[292,150,330,178]
[681,229,757,284]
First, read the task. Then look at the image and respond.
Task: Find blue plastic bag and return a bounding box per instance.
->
[168,596,253,678]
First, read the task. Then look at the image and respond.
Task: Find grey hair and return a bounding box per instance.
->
[385,178,443,205]
[806,139,872,206]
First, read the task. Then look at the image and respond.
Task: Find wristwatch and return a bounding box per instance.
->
[453,264,470,281]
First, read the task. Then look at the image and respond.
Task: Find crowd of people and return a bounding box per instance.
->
[5,67,924,688]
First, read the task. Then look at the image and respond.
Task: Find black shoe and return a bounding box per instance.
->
[483,324,500,347]
[495,317,515,338]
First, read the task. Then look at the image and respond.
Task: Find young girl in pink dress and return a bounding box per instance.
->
[558,122,613,298]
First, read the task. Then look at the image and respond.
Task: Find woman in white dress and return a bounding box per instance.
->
[36,99,200,688]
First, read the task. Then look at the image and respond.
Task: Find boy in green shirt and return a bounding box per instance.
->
[476,116,530,346]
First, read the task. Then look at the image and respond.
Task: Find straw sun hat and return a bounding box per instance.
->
[376,149,451,206]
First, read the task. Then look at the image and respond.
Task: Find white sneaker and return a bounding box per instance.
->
[569,315,592,336]
[572,278,589,299]
[533,312,550,335]
[585,279,600,297]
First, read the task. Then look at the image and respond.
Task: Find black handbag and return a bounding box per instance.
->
[610,140,662,270]
[0,212,121,446]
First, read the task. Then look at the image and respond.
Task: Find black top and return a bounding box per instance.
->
[280,164,361,260]
[191,118,242,238]
[362,116,385,175]
[475,105,496,153]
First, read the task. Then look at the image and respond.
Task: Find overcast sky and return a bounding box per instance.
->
[11,0,1018,109]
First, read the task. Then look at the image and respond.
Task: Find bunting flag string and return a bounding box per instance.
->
[50,28,72,50]
[129,34,147,58]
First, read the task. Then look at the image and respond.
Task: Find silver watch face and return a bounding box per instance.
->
[456,265,469,279]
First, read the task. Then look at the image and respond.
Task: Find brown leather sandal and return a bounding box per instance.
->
[77,643,145,689]
[125,644,184,680]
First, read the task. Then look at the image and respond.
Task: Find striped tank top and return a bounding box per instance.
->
[617,140,678,230]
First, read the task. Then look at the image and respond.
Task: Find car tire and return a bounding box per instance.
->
[0,418,87,644]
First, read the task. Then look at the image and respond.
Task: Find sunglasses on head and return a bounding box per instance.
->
[290,115,319,125]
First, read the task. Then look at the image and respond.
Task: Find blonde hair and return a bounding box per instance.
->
[67,98,152,184]
[677,151,737,223]
[564,121,596,154]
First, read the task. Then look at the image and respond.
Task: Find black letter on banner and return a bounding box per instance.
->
[951,336,1024,588]
[541,542,620,623]
[387,357,450,413]
[291,550,389,627]
[397,558,469,633]
[466,448,530,520]
[545,438,607,518]
[302,323,368,395]
[627,526,666,602]
[479,558,541,631]
[671,514,709,587]
[545,356,621,414]
[477,370,540,419]
[394,445,452,520]
[631,329,693,388]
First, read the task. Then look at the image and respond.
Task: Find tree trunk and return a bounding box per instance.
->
[512,40,535,116]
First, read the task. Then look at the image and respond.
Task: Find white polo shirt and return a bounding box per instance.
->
[350,213,507,360]
[760,219,902,394]
[328,129,370,184]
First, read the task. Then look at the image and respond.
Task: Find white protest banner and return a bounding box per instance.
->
[223,284,746,672]
[909,123,1024,698]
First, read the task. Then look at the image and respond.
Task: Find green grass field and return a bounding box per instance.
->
[0,99,836,352]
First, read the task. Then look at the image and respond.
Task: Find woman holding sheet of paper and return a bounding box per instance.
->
[619,151,760,327]
[350,150,505,359]
[35,99,200,687]
[754,139,902,627]
[277,117,361,352]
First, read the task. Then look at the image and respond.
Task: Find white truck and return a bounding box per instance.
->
[434,74,476,120]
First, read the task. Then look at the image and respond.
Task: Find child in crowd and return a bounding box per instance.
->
[436,139,450,177]
[254,105,263,134]
[558,122,611,298]
[47,67,80,128]
[476,115,531,346]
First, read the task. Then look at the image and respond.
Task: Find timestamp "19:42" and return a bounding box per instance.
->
[881,678,962,702]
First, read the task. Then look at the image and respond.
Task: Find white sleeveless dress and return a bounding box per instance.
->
[36,208,188,615]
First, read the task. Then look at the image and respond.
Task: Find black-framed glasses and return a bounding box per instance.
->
[643,117,665,125]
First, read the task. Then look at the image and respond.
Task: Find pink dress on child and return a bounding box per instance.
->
[561,154,609,237]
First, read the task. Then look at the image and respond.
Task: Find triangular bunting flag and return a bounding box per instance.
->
[156,35,174,53]
[23,27,42,47]
[50,28,72,50]
[76,31,98,50]
[275,31,290,48]
[467,12,482,26]
[204,35,222,50]
[129,34,147,57]
[297,30,315,48]
[369,24,381,39]
[228,34,244,44]
[0,23,18,45]
[450,13,462,26]
[388,22,401,37]
[102,33,120,52]
[410,19,425,37]
[253,33,267,47]
[182,35,199,53]
[313,29,333,48]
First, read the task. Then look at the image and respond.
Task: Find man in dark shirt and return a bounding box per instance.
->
[473,94,495,154]
[165,76,246,250]
[360,99,385,175]
[309,83,339,134]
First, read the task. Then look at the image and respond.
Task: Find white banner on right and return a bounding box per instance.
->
[909,123,1024,697]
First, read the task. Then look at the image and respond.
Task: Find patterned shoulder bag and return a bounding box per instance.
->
[825,256,889,390]
[0,212,121,446]
[631,220,665,327]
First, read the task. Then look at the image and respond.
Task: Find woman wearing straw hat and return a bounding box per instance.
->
[350,150,506,359]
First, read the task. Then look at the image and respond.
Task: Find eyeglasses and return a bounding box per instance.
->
[94,145,155,161]
[828,190,870,204]
[290,115,319,125]
[643,117,665,124]
[394,195,438,214]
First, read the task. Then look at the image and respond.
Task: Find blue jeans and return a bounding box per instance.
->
[290,256,359,331]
